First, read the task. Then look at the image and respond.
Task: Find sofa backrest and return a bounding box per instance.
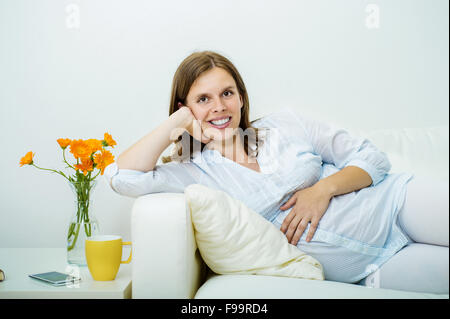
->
[351,126,449,182]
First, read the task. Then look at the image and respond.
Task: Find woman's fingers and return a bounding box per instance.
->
[280,195,296,210]
[284,215,301,243]
[281,211,316,245]
[200,121,213,144]
[280,210,296,233]
[191,119,212,144]
[306,218,319,242]
[178,105,212,144]
[291,219,309,246]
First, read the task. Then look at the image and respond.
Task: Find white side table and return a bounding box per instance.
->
[0,248,132,299]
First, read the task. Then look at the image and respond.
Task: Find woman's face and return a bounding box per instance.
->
[185,67,243,142]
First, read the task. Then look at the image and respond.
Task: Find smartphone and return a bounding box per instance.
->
[29,271,81,286]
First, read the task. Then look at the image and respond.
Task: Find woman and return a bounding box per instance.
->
[105,51,449,293]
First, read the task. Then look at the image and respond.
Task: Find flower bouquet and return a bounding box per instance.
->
[20,133,116,265]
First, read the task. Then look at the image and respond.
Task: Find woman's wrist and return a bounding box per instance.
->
[172,107,192,128]
[313,178,337,199]
[168,108,191,139]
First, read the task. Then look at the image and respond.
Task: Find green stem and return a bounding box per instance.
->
[62,148,76,170]
[67,222,75,240]
[84,223,91,237]
[90,170,101,182]
[67,222,80,251]
[32,164,69,181]
[67,170,98,253]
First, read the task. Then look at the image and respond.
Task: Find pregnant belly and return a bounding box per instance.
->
[272,186,390,248]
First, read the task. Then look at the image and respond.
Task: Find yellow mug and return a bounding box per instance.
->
[85,235,132,281]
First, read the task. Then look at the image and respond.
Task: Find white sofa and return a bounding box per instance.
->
[130,125,449,299]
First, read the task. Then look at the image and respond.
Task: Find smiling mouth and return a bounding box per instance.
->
[208,117,232,128]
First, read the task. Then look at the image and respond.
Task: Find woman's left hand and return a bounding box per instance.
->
[280,183,333,245]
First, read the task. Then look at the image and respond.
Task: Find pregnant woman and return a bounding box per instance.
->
[105,50,448,294]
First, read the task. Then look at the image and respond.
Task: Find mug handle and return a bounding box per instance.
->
[121,242,132,264]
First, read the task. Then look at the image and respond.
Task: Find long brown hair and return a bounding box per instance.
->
[162,51,265,163]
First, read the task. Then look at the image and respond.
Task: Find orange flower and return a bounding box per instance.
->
[103,133,117,148]
[19,151,34,167]
[69,140,91,159]
[94,149,115,175]
[57,138,72,149]
[85,139,103,154]
[74,157,94,176]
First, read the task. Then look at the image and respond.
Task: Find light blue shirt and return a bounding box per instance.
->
[104,107,413,283]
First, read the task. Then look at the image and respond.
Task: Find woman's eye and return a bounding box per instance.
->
[198,91,233,103]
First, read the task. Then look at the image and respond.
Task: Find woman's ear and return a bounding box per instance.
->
[177,102,183,109]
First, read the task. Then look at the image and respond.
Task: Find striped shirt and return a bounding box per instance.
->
[104,107,413,283]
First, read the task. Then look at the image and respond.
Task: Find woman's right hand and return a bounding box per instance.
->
[177,103,213,144]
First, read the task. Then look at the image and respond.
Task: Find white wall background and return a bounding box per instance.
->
[0,0,448,248]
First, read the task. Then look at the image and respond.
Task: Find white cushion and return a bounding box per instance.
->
[184,183,324,280]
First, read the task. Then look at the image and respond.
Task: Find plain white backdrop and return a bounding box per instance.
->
[0,0,448,248]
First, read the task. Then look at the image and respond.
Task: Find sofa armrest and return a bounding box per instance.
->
[131,193,207,298]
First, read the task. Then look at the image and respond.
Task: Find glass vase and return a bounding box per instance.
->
[67,180,100,266]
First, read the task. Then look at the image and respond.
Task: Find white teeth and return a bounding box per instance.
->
[210,117,230,125]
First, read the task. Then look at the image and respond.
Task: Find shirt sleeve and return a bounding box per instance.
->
[283,108,391,186]
[103,161,198,198]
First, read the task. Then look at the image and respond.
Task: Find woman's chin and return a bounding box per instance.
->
[205,127,237,143]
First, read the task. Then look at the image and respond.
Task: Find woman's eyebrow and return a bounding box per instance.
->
[195,85,236,99]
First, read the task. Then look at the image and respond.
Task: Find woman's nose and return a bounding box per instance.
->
[210,100,226,112]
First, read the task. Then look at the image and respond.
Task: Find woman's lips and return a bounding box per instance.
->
[208,117,232,129]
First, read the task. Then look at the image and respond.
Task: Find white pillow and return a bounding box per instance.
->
[184,184,324,280]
